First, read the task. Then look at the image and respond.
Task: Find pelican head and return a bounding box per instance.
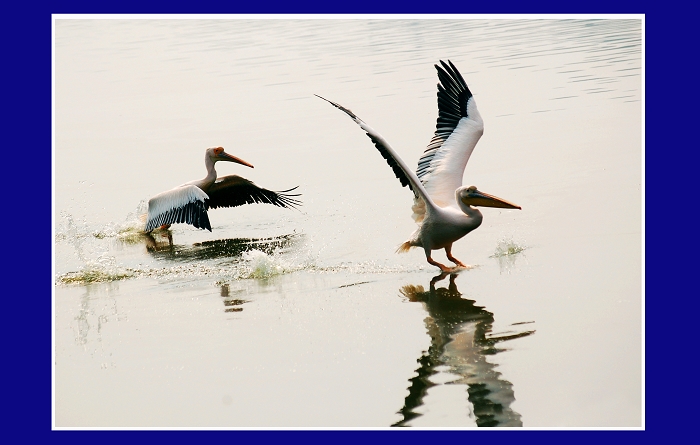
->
[207,146,254,168]
[458,185,521,210]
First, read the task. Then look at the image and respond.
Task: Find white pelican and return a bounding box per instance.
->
[144,147,300,233]
[317,60,520,272]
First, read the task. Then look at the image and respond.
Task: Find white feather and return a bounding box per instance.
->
[147,185,209,223]
[416,98,483,213]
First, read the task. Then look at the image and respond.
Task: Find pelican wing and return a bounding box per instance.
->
[206,175,301,210]
[416,60,484,208]
[145,185,211,232]
[316,95,438,212]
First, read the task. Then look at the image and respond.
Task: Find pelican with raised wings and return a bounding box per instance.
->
[317,60,520,272]
[144,147,300,233]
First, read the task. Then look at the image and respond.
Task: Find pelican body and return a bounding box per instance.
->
[318,60,520,272]
[145,147,300,233]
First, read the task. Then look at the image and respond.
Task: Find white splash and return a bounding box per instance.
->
[58,254,134,284]
[239,248,312,279]
[491,237,526,258]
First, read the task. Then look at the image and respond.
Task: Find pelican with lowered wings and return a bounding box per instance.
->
[144,147,300,233]
[317,60,520,272]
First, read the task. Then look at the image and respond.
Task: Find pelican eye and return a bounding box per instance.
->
[467,186,477,192]
[213,147,223,155]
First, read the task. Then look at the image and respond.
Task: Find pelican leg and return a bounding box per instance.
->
[445,244,466,268]
[425,248,451,272]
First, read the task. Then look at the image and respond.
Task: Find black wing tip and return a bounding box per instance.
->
[434,59,472,119]
[277,185,301,194]
[318,94,415,197]
[436,59,457,73]
[435,59,467,86]
[435,59,453,76]
[315,94,359,121]
[274,187,303,210]
[207,183,302,211]
[315,94,339,109]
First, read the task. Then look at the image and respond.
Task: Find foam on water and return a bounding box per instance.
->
[56,243,427,285]
[56,205,146,243]
[232,246,426,279]
[491,237,527,258]
[55,206,428,286]
[490,236,528,275]
[91,201,148,243]
[239,248,310,279]
[58,255,135,284]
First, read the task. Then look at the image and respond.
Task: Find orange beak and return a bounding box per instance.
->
[219,151,254,168]
[462,190,521,209]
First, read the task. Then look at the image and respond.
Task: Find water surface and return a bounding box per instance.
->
[53,17,642,428]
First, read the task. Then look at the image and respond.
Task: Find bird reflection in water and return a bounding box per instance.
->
[73,282,124,371]
[220,283,248,313]
[395,273,535,427]
[142,229,173,252]
[142,232,300,262]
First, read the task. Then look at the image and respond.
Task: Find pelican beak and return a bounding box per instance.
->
[463,190,521,209]
[220,152,254,168]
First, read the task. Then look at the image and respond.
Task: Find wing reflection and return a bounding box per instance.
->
[394,273,535,427]
[142,232,301,262]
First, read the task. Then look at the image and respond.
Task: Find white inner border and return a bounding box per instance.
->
[51,13,645,432]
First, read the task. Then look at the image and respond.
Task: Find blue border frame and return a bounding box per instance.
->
[17,0,662,441]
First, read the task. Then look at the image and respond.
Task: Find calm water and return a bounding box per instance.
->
[53,17,643,428]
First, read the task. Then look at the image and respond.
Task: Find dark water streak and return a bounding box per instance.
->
[144,232,301,262]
